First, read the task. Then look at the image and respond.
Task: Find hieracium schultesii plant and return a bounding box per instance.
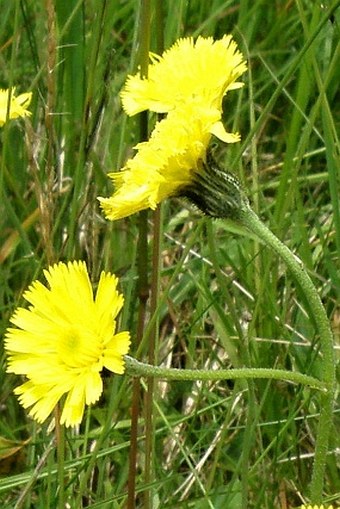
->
[4,32,336,507]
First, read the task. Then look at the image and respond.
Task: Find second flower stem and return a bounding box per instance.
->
[238,205,335,503]
[125,356,325,390]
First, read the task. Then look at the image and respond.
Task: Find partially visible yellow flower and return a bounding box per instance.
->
[300,505,334,509]
[5,261,130,427]
[121,35,247,116]
[98,100,240,221]
[0,87,32,126]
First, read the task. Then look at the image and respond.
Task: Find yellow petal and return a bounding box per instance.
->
[210,121,241,143]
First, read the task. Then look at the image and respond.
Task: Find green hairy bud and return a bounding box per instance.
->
[182,151,249,220]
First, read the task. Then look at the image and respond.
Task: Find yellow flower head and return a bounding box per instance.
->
[98,100,240,221]
[99,35,246,221]
[0,87,32,126]
[121,35,247,115]
[5,261,130,427]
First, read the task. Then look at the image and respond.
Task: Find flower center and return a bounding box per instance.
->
[58,327,102,369]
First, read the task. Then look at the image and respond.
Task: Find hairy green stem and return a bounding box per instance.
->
[238,205,335,503]
[125,356,326,390]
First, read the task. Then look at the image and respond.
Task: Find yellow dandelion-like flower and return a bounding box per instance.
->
[98,100,240,221]
[121,35,247,116]
[0,87,32,126]
[5,261,130,427]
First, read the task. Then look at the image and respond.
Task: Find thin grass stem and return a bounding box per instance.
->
[127,2,152,508]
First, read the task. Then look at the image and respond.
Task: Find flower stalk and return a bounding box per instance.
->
[238,204,335,503]
[125,356,326,390]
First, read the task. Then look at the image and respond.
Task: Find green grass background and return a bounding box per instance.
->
[0,0,339,508]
